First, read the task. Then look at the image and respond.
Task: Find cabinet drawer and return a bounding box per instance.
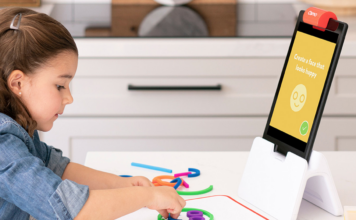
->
[76,58,285,77]
[69,58,356,116]
[76,58,356,79]
[66,77,278,116]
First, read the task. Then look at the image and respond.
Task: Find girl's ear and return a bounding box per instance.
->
[7,70,26,96]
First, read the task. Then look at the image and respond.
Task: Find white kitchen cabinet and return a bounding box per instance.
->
[40,39,356,165]
[64,58,356,116]
[42,117,267,164]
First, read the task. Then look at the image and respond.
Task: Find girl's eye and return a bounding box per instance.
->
[56,85,65,91]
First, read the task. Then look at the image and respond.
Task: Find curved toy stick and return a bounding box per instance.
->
[188,168,201,178]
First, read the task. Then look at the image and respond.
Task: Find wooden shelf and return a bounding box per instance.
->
[0,0,40,7]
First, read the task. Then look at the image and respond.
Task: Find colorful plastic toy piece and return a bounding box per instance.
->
[170,178,182,190]
[182,180,189,188]
[177,185,213,196]
[174,172,192,177]
[131,162,172,173]
[152,175,184,187]
[158,208,214,220]
[171,177,190,188]
[187,210,203,217]
[187,168,200,178]
[168,213,182,220]
[119,175,133,177]
[189,217,205,220]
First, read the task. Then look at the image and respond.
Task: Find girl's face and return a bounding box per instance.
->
[20,51,78,132]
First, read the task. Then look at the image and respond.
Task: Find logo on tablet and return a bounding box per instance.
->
[308,11,317,17]
[290,84,307,112]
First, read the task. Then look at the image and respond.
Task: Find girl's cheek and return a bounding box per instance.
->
[53,93,62,106]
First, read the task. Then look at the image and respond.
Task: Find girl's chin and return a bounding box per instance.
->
[36,122,54,132]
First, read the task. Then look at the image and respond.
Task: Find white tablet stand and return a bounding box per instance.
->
[238,137,343,220]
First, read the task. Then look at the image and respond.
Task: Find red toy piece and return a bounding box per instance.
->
[303,7,337,31]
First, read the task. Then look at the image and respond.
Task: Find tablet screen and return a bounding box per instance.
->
[266,22,338,153]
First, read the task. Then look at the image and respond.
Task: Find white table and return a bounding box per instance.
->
[85,151,356,220]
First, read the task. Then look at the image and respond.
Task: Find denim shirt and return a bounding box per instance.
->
[0,113,89,220]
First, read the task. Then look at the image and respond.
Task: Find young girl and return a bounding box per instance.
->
[0,8,185,220]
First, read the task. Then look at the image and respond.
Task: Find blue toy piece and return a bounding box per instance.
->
[131,162,172,173]
[170,178,183,190]
[187,168,200,178]
[119,175,133,177]
[168,213,182,220]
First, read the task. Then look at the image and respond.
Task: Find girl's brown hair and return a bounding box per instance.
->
[0,7,78,137]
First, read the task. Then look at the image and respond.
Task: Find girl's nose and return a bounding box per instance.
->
[63,89,73,105]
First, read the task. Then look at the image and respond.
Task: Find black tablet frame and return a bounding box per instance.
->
[262,10,348,162]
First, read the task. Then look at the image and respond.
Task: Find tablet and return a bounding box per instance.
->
[263,10,348,162]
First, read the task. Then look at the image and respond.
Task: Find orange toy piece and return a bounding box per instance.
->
[152,175,185,187]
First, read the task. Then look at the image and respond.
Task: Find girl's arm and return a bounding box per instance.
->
[74,186,186,220]
[62,163,186,219]
[62,162,153,190]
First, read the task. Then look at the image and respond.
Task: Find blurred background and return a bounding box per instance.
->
[1,0,355,165]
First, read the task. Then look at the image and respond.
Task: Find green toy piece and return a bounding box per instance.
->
[177,185,213,196]
[157,208,214,220]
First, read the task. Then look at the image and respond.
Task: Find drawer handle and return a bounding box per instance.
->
[128,84,222,91]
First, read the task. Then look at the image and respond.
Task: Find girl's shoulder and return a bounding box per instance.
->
[0,112,49,165]
[0,112,32,145]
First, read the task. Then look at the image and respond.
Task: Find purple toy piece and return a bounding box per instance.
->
[187,210,203,217]
[189,217,205,220]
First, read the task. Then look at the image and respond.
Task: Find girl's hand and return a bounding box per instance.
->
[127,176,154,187]
[146,186,186,219]
[116,176,154,188]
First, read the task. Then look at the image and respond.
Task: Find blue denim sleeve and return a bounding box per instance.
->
[0,124,89,220]
[48,180,89,220]
[41,140,70,178]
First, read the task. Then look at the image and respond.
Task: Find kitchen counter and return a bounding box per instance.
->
[73,12,356,58]
[74,37,356,58]
[73,9,356,58]
[11,1,355,58]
